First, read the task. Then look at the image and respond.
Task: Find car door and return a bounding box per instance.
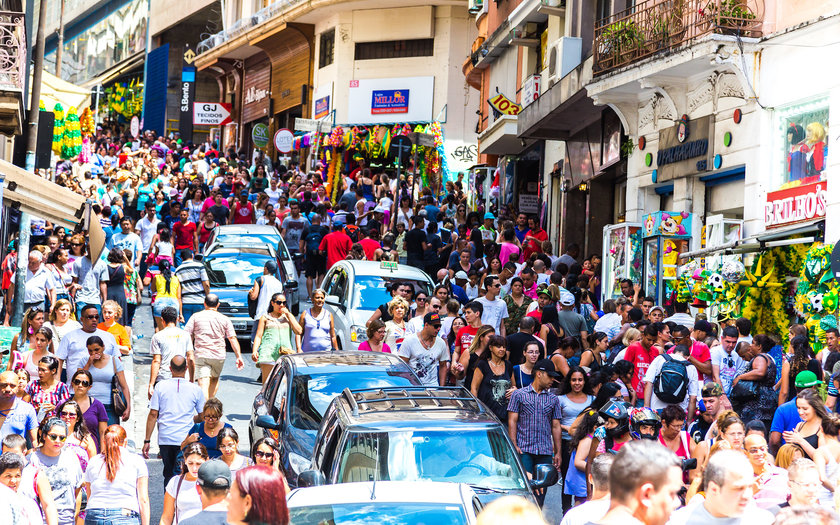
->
[329,268,350,349]
[262,365,288,443]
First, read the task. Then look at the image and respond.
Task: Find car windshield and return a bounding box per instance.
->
[289,370,419,430]
[205,251,271,286]
[214,233,290,259]
[336,428,527,490]
[290,502,468,525]
[350,276,432,310]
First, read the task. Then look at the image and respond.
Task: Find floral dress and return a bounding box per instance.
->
[503,295,531,335]
[124,267,140,306]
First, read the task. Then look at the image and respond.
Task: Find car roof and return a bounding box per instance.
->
[287,481,475,507]
[332,386,500,428]
[334,260,433,282]
[286,351,414,374]
[204,245,274,257]
[213,224,280,236]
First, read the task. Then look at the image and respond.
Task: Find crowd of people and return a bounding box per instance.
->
[0,124,837,524]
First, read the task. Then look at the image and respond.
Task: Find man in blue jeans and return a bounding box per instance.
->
[507,358,563,506]
[71,250,107,320]
[174,249,209,323]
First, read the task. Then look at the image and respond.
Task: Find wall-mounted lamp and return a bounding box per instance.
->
[578,182,588,192]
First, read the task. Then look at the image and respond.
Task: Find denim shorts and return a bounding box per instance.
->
[84,507,140,525]
[152,297,179,317]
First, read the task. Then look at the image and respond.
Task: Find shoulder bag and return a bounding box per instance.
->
[111,356,128,416]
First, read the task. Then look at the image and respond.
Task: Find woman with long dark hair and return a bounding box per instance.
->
[226,466,289,525]
[557,366,593,511]
[147,259,181,331]
[160,442,208,524]
[217,427,253,477]
[84,335,131,424]
[779,334,823,405]
[784,389,829,460]
[540,304,565,357]
[252,293,302,384]
[470,335,513,422]
[57,399,97,463]
[731,334,778,430]
[26,355,70,420]
[69,369,108,452]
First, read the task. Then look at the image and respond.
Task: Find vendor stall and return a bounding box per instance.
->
[601,223,642,304]
[642,211,693,307]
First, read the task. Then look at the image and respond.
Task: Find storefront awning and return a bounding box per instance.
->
[478,115,534,155]
[0,160,86,229]
[680,220,824,259]
[34,70,90,112]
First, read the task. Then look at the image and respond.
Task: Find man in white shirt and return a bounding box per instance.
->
[711,326,744,396]
[111,217,143,265]
[666,451,774,525]
[560,454,612,525]
[148,307,195,398]
[135,202,160,278]
[56,304,120,385]
[398,313,450,386]
[406,297,442,336]
[142,355,205,488]
[643,343,699,417]
[8,250,54,312]
[663,301,695,330]
[735,317,753,345]
[476,275,509,337]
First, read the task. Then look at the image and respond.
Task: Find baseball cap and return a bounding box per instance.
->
[701,382,723,398]
[423,312,441,326]
[196,459,231,489]
[694,320,713,334]
[533,359,559,377]
[795,370,821,388]
[484,212,495,220]
[650,305,665,314]
[454,271,468,280]
[559,291,575,306]
[537,288,553,298]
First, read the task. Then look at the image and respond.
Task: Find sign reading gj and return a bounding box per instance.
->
[371,90,410,114]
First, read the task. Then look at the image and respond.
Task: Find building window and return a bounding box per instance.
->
[319,29,335,68]
[354,39,434,61]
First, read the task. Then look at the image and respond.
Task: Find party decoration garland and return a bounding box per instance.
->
[52,103,64,155]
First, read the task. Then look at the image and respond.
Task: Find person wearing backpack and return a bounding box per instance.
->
[643,343,699,419]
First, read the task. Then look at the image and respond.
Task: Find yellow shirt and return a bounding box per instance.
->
[153,274,180,300]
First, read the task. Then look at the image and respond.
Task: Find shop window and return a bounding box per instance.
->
[775,98,829,186]
[354,39,434,61]
[319,29,335,68]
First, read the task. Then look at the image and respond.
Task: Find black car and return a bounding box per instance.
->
[250,352,421,487]
[298,386,557,505]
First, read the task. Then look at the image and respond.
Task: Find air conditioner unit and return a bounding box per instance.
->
[547,36,582,85]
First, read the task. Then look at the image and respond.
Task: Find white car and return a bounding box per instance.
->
[320,260,434,350]
[287,481,483,524]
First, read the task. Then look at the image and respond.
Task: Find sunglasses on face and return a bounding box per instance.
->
[73,379,90,387]
[254,450,274,459]
[431,324,442,330]
[60,411,77,418]
[273,300,286,305]
[47,433,66,442]
[416,297,427,302]
[85,314,100,319]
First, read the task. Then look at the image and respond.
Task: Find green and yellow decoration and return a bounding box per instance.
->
[106,79,143,119]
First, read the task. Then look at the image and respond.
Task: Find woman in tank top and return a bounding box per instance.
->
[297,289,337,352]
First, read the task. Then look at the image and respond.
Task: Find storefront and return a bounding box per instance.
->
[240,56,272,155]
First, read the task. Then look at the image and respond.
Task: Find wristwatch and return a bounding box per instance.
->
[143,439,150,444]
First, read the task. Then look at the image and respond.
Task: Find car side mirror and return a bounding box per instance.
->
[297,469,326,488]
[529,464,558,491]
[255,414,281,431]
[194,254,203,261]
[285,280,298,290]
[325,295,344,311]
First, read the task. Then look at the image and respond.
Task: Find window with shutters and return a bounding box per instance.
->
[354,39,434,61]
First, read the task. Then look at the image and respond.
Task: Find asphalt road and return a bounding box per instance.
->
[127,299,565,523]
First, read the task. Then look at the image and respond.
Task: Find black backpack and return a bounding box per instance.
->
[653,354,689,404]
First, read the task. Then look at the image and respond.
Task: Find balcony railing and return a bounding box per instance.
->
[197,0,307,54]
[0,11,24,91]
[593,0,762,75]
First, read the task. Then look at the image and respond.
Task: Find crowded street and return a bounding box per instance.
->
[0,0,839,524]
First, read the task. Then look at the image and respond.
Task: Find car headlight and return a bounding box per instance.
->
[288,452,311,474]
[350,325,367,343]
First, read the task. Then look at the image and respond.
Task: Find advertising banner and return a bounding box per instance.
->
[347,76,434,124]
[765,181,827,229]
[371,90,410,114]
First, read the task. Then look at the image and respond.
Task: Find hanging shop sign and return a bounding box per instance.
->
[252,123,269,149]
[347,76,433,125]
[242,61,271,124]
[764,180,827,229]
[519,193,539,214]
[488,93,522,116]
[193,103,232,126]
[313,83,332,119]
[655,115,714,183]
[522,75,541,108]
[314,96,330,119]
[179,44,197,143]
[642,211,693,238]
[274,128,294,153]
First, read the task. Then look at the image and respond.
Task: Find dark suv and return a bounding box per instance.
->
[299,386,557,505]
[250,352,421,487]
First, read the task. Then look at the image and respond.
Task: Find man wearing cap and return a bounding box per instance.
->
[398,313,450,386]
[557,290,589,349]
[507,358,563,506]
[769,371,819,454]
[451,271,470,304]
[180,460,231,525]
[688,382,725,443]
[230,191,256,224]
[479,212,496,243]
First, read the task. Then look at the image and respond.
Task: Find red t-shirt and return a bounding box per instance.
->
[359,238,381,261]
[232,201,254,224]
[523,228,548,261]
[319,231,353,269]
[690,340,711,382]
[455,325,479,357]
[624,342,662,398]
[172,221,197,250]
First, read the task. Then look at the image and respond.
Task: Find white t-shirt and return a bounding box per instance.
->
[710,346,745,396]
[397,334,450,386]
[666,499,774,525]
[29,449,84,525]
[135,216,160,252]
[663,313,695,330]
[150,326,194,380]
[164,475,202,522]
[255,275,284,319]
[476,296,509,334]
[85,449,149,512]
[404,316,424,336]
[56,328,119,387]
[87,354,125,403]
[149,378,205,446]
[643,354,700,412]
[560,497,610,525]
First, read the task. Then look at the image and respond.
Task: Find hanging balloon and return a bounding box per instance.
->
[721,260,746,283]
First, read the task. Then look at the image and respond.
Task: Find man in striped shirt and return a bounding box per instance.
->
[174,249,210,323]
[507,358,563,505]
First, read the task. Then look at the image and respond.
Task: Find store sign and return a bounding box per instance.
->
[242,61,271,124]
[193,103,232,126]
[347,76,433,125]
[488,93,522,116]
[656,115,714,183]
[179,44,197,143]
[274,128,293,153]
[371,90,410,114]
[314,96,330,119]
[519,194,539,214]
[252,123,269,149]
[522,75,541,107]
[764,181,827,229]
[313,83,332,120]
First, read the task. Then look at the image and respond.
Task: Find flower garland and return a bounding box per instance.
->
[61,107,82,159]
[52,103,65,155]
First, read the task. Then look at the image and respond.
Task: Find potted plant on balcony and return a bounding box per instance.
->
[599,20,645,70]
[704,0,758,36]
